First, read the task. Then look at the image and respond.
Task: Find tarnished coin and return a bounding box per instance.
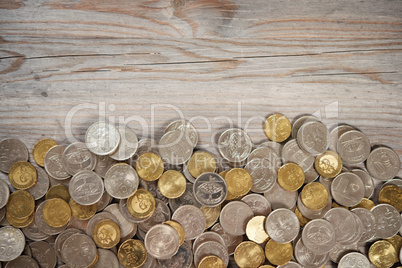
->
[54,228,83,261]
[30,241,57,268]
[219,201,253,236]
[224,168,252,199]
[241,193,271,216]
[94,155,118,178]
[366,146,401,181]
[44,145,70,180]
[246,216,269,244]
[198,256,225,268]
[211,222,243,255]
[329,242,358,263]
[351,169,374,198]
[62,142,96,176]
[104,163,139,199]
[0,178,9,209]
[324,208,359,244]
[371,204,401,239]
[61,234,98,268]
[264,239,293,266]
[193,231,226,253]
[379,185,402,212]
[43,198,71,228]
[264,114,291,142]
[277,163,305,191]
[218,128,253,163]
[315,150,342,178]
[28,166,49,200]
[158,241,193,268]
[302,219,336,254]
[297,121,330,155]
[33,138,58,167]
[282,139,315,172]
[4,255,39,268]
[138,199,171,232]
[193,172,227,207]
[159,130,193,165]
[201,205,221,229]
[104,204,137,241]
[264,182,298,210]
[85,121,121,155]
[6,210,34,228]
[46,184,70,202]
[110,126,138,161]
[368,240,397,268]
[331,172,364,207]
[145,224,180,259]
[172,205,206,240]
[69,170,104,205]
[266,208,299,243]
[8,161,37,190]
[292,115,318,139]
[337,130,370,165]
[245,159,277,193]
[35,199,68,235]
[165,119,198,148]
[338,252,370,268]
[0,226,25,262]
[294,239,329,268]
[86,211,119,238]
[21,219,50,242]
[6,190,35,219]
[0,138,29,173]
[234,241,265,268]
[194,241,229,267]
[118,239,147,268]
[351,208,377,242]
[93,219,121,249]
[69,198,97,220]
[169,183,201,212]
[187,150,216,178]
[329,124,355,152]
[158,170,186,199]
[127,189,156,219]
[93,249,120,268]
[135,152,164,182]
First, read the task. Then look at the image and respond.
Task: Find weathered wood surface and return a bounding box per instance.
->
[0,0,401,176]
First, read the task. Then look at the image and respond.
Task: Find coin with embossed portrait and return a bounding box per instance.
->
[368,240,397,268]
[43,198,71,228]
[85,121,121,156]
[277,163,305,191]
[218,128,253,163]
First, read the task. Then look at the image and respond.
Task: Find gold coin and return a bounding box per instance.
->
[294,207,309,227]
[264,114,291,142]
[201,205,221,229]
[277,163,305,191]
[385,235,402,263]
[69,198,97,220]
[118,239,147,268]
[264,239,293,266]
[369,240,397,268]
[234,241,265,268]
[220,170,236,200]
[198,255,225,268]
[127,189,156,218]
[135,152,164,181]
[224,168,252,198]
[8,161,37,190]
[351,198,375,210]
[157,170,186,199]
[246,216,269,244]
[6,190,35,219]
[93,219,121,249]
[163,220,185,246]
[46,184,71,202]
[33,138,58,167]
[6,211,34,228]
[314,150,342,178]
[187,151,216,178]
[379,185,402,212]
[43,198,71,228]
[300,182,329,210]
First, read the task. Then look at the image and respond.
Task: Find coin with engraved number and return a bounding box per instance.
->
[157,241,193,268]
[8,161,37,190]
[0,178,9,209]
[297,121,330,155]
[294,239,329,268]
[61,233,98,268]
[220,201,253,236]
[69,170,104,205]
[331,172,364,207]
[104,163,139,199]
[246,216,269,244]
[85,121,121,155]
[264,239,293,266]
[218,128,253,163]
[44,145,70,180]
[338,251,370,268]
[158,170,186,199]
[4,255,39,268]
[337,130,371,165]
[33,138,58,167]
[371,204,402,239]
[193,172,227,207]
[172,205,206,240]
[159,130,193,165]
[369,240,397,268]
[62,142,97,176]
[93,219,121,249]
[0,138,29,173]
[366,146,400,181]
[0,226,25,262]
[234,241,265,268]
[241,194,271,216]
[27,166,49,200]
[109,126,138,161]
[118,239,147,268]
[93,249,120,268]
[282,139,315,172]
[264,182,298,210]
[30,241,57,268]
[165,119,198,148]
[194,241,229,267]
[302,219,336,254]
[264,114,291,142]
[265,208,299,243]
[145,224,180,259]
[351,208,377,242]
[187,150,216,178]
[277,163,305,191]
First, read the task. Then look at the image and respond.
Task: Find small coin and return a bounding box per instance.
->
[241,193,271,216]
[194,241,229,267]
[302,219,336,254]
[145,224,180,259]
[135,152,164,181]
[85,121,121,155]
[201,205,221,229]
[329,124,355,152]
[104,163,139,199]
[378,185,402,212]
[43,198,71,228]
[218,128,253,163]
[294,238,329,268]
[159,130,193,165]
[219,201,253,236]
[277,163,305,191]
[0,226,25,262]
[265,208,299,243]
[187,150,216,178]
[351,169,374,199]
[61,142,96,176]
[172,205,206,240]
[158,170,186,199]
[61,234,98,268]
[6,190,35,219]
[138,198,171,232]
[33,138,58,167]
[69,198,97,220]
[234,241,265,268]
[0,138,29,173]
[30,241,57,268]
[211,222,243,255]
[264,181,298,210]
[300,182,329,210]
[337,130,370,165]
[371,204,401,239]
[127,189,156,219]
[27,166,49,200]
[165,119,198,148]
[109,126,138,161]
[193,172,227,207]
[368,240,397,268]
[367,146,400,181]
[8,161,37,190]
[331,172,364,207]
[224,168,252,198]
[338,252,370,268]
[282,139,315,172]
[93,219,121,249]
[246,216,269,244]
[163,220,185,246]
[297,121,330,155]
[351,208,377,242]
[264,114,291,142]
[69,170,104,205]
[314,150,342,178]
[264,239,293,266]
[4,255,39,268]
[0,178,10,209]
[198,255,225,268]
[46,184,70,202]
[44,145,70,180]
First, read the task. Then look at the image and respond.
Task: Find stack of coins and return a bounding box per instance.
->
[0,114,401,268]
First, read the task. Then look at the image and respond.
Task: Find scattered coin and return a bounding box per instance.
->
[367,146,401,181]
[338,252,370,268]
[371,204,402,239]
[292,115,318,139]
[43,198,71,228]
[198,255,225,268]
[30,241,57,268]
[93,219,121,249]
[241,193,271,216]
[297,121,330,155]
[315,150,343,178]
[6,190,35,219]
[159,130,193,165]
[351,168,374,199]
[69,170,104,205]
[85,121,121,155]
[61,233,98,268]
[0,138,29,173]
[33,138,58,167]
[302,219,336,254]
[294,239,329,268]
[300,182,329,211]
[28,166,49,200]
[224,168,252,199]
[135,152,164,181]
[0,179,10,209]
[172,205,206,240]
[368,240,397,268]
[220,201,253,236]
[69,198,97,220]
[265,208,299,243]
[62,142,97,176]
[201,205,221,229]
[282,139,315,172]
[158,241,193,268]
[127,189,156,219]
[118,239,147,268]
[218,128,253,163]
[158,170,187,199]
[145,224,180,259]
[264,114,291,142]
[187,150,216,178]
[93,249,120,268]
[109,126,138,161]
[104,163,139,199]
[264,181,298,210]
[44,145,70,180]
[378,185,402,212]
[4,255,39,268]
[211,222,243,255]
[46,184,70,202]
[8,161,37,190]
[277,163,305,191]
[331,172,364,207]
[0,226,25,262]
[351,208,377,242]
[193,172,227,207]
[246,216,269,244]
[194,240,229,267]
[138,198,171,232]
[337,130,371,165]
[165,119,198,148]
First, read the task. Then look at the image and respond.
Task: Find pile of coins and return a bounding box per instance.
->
[0,114,401,268]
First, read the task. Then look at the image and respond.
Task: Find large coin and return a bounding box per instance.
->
[0,226,25,262]
[172,205,206,240]
[371,204,401,239]
[69,170,104,205]
[165,119,198,148]
[109,126,138,161]
[193,172,227,207]
[0,138,29,173]
[366,146,400,181]
[265,208,299,243]
[62,142,97,176]
[218,128,253,163]
[104,163,139,199]
[85,121,121,155]
[30,241,57,268]
[324,208,360,244]
[301,219,336,254]
[331,172,364,207]
[337,130,370,165]
[282,139,314,172]
[219,201,253,236]
[61,234,98,268]
[294,239,329,268]
[44,145,70,180]
[159,130,193,165]
[297,121,330,155]
[144,224,180,259]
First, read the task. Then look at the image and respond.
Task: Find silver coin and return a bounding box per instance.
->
[0,207,5,223]
[291,115,319,139]
[86,211,118,238]
[145,224,180,260]
[338,252,370,268]
[94,155,119,178]
[371,204,401,239]
[350,169,374,198]
[93,249,120,268]
[104,164,139,199]
[4,255,39,268]
[0,179,9,209]
[158,241,193,268]
[159,130,193,165]
[104,204,137,241]
[61,234,97,268]
[165,120,198,148]
[21,219,50,242]
[131,138,160,164]
[219,201,253,236]
[211,223,242,255]
[44,145,70,180]
[218,128,253,163]
[172,205,206,240]
[282,139,315,172]
[302,219,336,254]
[85,121,121,156]
[297,193,331,220]
[27,166,49,200]
[0,226,25,262]
[193,172,227,207]
[142,180,169,204]
[351,208,376,242]
[294,238,329,268]
[241,194,271,216]
[329,242,358,263]
[54,228,83,261]
[297,121,330,155]
[193,231,226,254]
[139,199,171,232]
[343,214,363,245]
[65,217,89,233]
[62,142,97,176]
[265,208,299,243]
[337,130,370,165]
[193,241,229,267]
[35,200,68,235]
[331,172,364,207]
[366,146,401,181]
[138,252,157,268]
[69,170,104,205]
[245,159,277,193]
[30,241,57,268]
[324,208,358,244]
[0,138,29,173]
[329,125,355,152]
[247,147,281,171]
[304,166,319,184]
[383,178,402,189]
[118,198,152,224]
[277,261,303,268]
[257,141,283,157]
[169,183,201,212]
[263,182,297,210]
[109,126,138,161]
[96,190,113,212]
[318,175,332,193]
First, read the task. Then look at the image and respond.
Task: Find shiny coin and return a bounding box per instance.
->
[62,142,96,176]
[145,224,180,259]
[264,181,298,210]
[86,211,119,238]
[351,169,374,198]
[33,138,58,167]
[54,228,83,261]
[159,130,193,165]
[369,240,397,268]
[127,189,156,219]
[4,255,39,268]
[135,152,164,181]
[367,146,400,181]
[43,198,71,228]
[93,249,120,268]
[138,198,171,232]
[337,130,371,165]
[351,208,377,242]
[0,226,25,262]
[218,128,253,163]
[6,211,34,228]
[172,205,206,240]
[329,124,355,152]
[158,170,186,199]
[294,239,329,268]
[302,218,336,254]
[314,150,342,178]
[220,201,253,236]
[104,163,139,199]
[266,208,299,243]
[8,161,37,190]
[27,166,49,200]
[234,241,265,268]
[46,184,70,202]
[69,170,104,205]
[371,204,401,239]
[351,197,375,210]
[0,138,29,173]
[201,205,221,229]
[163,220,185,246]
[187,150,216,178]
[193,172,227,207]
[224,168,252,198]
[244,159,277,193]
[69,198,97,220]
[61,233,98,268]
[0,179,10,209]
[282,139,315,172]
[300,181,329,210]
[85,121,120,155]
[241,193,271,216]
[110,126,138,161]
[44,145,70,180]
[324,207,360,244]
[6,190,35,219]
[246,216,269,244]
[198,255,225,268]
[292,115,318,139]
[165,119,198,148]
[35,199,68,235]
[30,241,57,268]
[277,163,305,191]
[211,222,243,255]
[264,114,291,142]
[118,239,147,268]
[194,241,229,267]
[264,239,293,266]
[158,241,193,268]
[378,185,402,212]
[331,172,364,207]
[93,219,121,249]
[338,252,370,268]
[297,121,330,155]
[119,198,151,224]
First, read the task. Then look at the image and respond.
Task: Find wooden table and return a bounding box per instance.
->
[0,0,401,176]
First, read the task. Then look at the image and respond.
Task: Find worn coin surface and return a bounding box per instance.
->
[135,152,164,182]
[61,233,98,268]
[30,241,57,268]
[245,159,277,193]
[27,166,49,200]
[337,130,371,165]
[69,170,104,205]
[21,219,50,242]
[220,201,253,236]
[218,128,253,163]
[93,219,121,249]
[266,208,299,243]
[277,163,305,191]
[246,216,269,244]
[165,119,198,148]
[163,220,185,246]
[351,169,374,199]
[0,178,9,209]
[144,224,180,259]
[194,241,229,267]
[264,181,298,210]
[264,114,292,142]
[241,193,271,216]
[294,239,329,268]
[6,190,35,219]
[159,130,193,165]
[0,226,25,262]
[85,121,121,155]
[324,208,359,244]
[69,198,97,220]
[368,240,397,268]
[44,145,70,180]
[8,161,37,190]
[0,138,29,173]
[158,170,186,199]
[211,222,243,255]
[234,241,265,268]
[4,255,39,268]
[46,184,71,202]
[331,172,364,207]
[54,228,83,261]
[94,155,118,178]
[62,142,97,176]
[371,204,401,239]
[43,198,71,228]
[118,239,147,268]
[187,150,216,178]
[193,172,227,207]
[292,115,318,139]
[169,183,201,212]
[158,241,193,268]
[104,163,139,199]
[297,121,330,155]
[198,255,225,268]
[264,239,293,266]
[302,219,336,254]
[109,126,138,161]
[33,138,58,167]
[282,139,315,172]
[35,199,68,235]
[351,208,377,242]
[247,146,281,171]
[172,205,206,240]
[338,252,370,268]
[366,146,400,181]
[104,204,137,241]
